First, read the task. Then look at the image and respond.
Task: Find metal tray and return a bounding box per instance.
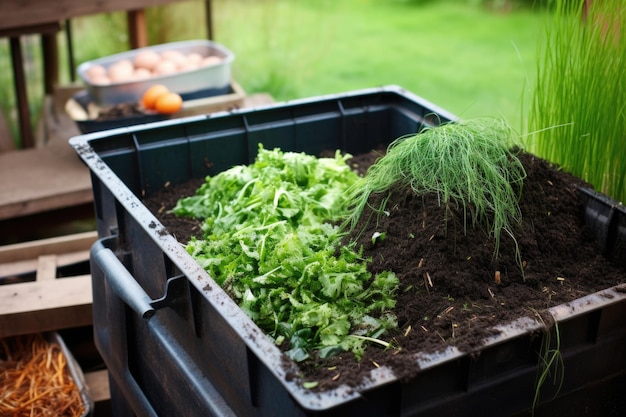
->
[76,40,234,106]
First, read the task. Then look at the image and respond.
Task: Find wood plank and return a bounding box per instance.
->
[57,250,92,267]
[0,140,93,220]
[84,369,111,403]
[37,254,57,280]
[0,231,97,263]
[177,81,247,117]
[0,274,93,338]
[0,250,91,280]
[0,0,182,31]
[0,22,60,38]
[0,258,38,279]
[242,93,276,108]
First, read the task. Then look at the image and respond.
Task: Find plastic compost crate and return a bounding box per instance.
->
[70,86,626,417]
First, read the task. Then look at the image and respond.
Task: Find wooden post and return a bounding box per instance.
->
[41,32,59,95]
[1,22,59,149]
[127,9,148,49]
[65,20,76,82]
[205,0,214,40]
[9,37,34,149]
[0,111,15,153]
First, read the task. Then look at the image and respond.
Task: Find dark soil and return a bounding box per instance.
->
[143,150,626,391]
[96,102,149,120]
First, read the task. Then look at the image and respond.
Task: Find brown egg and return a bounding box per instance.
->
[160,50,186,67]
[153,60,177,76]
[108,59,134,82]
[201,55,222,67]
[134,50,161,71]
[89,74,110,85]
[85,64,107,82]
[187,52,203,64]
[177,60,199,72]
[133,67,152,80]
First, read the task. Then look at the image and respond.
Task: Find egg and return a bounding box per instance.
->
[154,92,183,114]
[201,55,222,67]
[89,74,110,85]
[177,60,199,72]
[160,50,186,68]
[187,52,203,64]
[141,84,170,110]
[108,59,134,82]
[133,68,152,80]
[85,64,107,82]
[134,50,161,71]
[153,60,177,76]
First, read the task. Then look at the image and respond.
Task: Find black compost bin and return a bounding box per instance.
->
[70,86,626,417]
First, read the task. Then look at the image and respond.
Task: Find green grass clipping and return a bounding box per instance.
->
[346,117,526,262]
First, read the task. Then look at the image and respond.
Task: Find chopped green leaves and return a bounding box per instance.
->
[174,145,398,361]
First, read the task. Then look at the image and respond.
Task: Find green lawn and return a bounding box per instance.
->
[0,0,543,146]
[212,0,543,130]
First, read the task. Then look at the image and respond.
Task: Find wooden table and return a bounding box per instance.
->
[0,126,93,222]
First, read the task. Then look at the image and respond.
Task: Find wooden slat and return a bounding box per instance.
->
[57,250,92,267]
[0,231,97,263]
[84,369,111,403]
[0,0,180,31]
[37,254,58,281]
[0,250,91,279]
[0,22,61,38]
[0,258,38,279]
[0,232,96,337]
[0,274,93,338]
[0,141,94,220]
[177,81,247,117]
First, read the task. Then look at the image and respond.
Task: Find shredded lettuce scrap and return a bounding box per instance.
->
[173,145,398,361]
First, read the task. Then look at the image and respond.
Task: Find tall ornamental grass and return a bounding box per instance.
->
[526,0,625,203]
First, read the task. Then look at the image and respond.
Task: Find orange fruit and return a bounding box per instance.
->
[154,92,183,114]
[141,84,169,110]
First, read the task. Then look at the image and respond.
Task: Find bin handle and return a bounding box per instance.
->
[94,248,156,319]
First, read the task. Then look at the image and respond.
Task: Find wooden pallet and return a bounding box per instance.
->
[0,231,113,410]
[0,231,97,338]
